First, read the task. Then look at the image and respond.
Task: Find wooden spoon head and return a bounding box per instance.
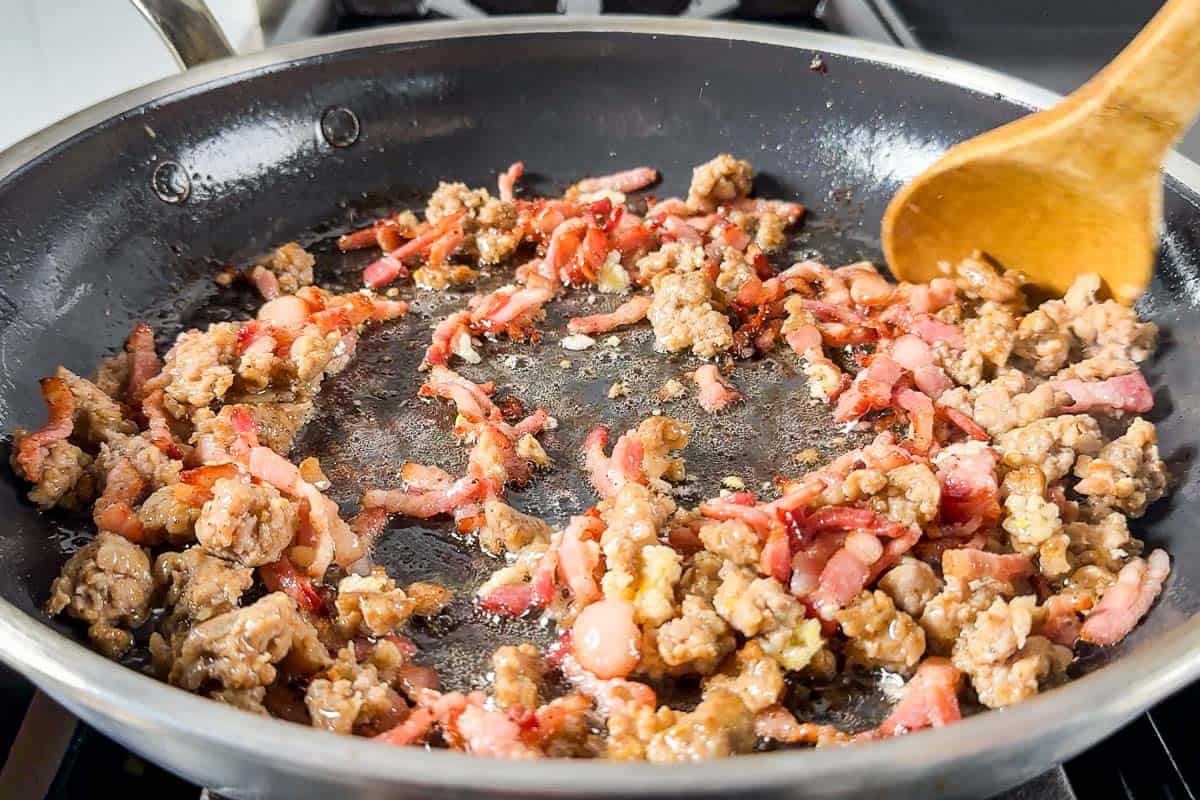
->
[882,155,1157,305]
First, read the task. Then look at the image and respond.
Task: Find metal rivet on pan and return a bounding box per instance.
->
[320,107,361,148]
[151,161,190,204]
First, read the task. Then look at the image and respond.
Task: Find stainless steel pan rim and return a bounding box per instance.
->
[1,15,1198,794]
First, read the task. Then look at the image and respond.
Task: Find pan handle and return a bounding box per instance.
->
[130,0,236,70]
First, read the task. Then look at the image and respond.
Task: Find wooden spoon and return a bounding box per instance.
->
[882,0,1200,304]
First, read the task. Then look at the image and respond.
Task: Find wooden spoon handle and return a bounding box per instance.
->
[1075,0,1200,155]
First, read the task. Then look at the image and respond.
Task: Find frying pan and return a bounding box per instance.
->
[0,14,1198,800]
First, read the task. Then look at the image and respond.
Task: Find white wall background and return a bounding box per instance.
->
[0,0,262,151]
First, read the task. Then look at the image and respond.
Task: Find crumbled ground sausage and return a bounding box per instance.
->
[702,640,784,712]
[951,596,1071,708]
[995,415,1103,481]
[334,567,414,638]
[647,271,733,358]
[920,576,1012,656]
[634,242,707,285]
[644,689,755,762]
[46,532,153,659]
[837,590,926,674]
[154,547,253,643]
[255,243,315,295]
[492,643,545,709]
[14,440,94,509]
[56,367,136,446]
[406,581,452,617]
[479,499,552,555]
[600,483,679,626]
[194,477,298,566]
[153,323,239,417]
[877,557,941,618]
[698,520,760,567]
[170,592,329,700]
[1074,418,1167,517]
[656,595,735,675]
[871,463,940,526]
[306,643,407,735]
[138,485,202,545]
[686,154,753,213]
[713,563,824,671]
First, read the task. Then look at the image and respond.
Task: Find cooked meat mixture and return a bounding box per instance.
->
[20,156,1171,761]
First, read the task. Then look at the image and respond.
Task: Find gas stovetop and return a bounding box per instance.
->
[0,2,1195,798]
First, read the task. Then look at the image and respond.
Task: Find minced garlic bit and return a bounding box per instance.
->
[795,448,820,465]
[596,251,632,294]
[559,359,572,369]
[604,335,620,347]
[517,433,551,467]
[655,378,687,403]
[721,476,745,491]
[608,381,628,399]
[560,334,596,351]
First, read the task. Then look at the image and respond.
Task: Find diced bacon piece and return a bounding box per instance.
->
[259,554,324,614]
[1040,593,1093,647]
[573,166,658,195]
[349,506,389,549]
[567,295,651,335]
[93,457,148,544]
[428,226,466,267]
[1080,550,1170,645]
[1049,370,1153,414]
[644,197,688,220]
[913,366,953,400]
[811,547,873,620]
[558,516,603,604]
[894,387,935,453]
[790,534,843,598]
[754,706,844,745]
[937,405,990,441]
[15,377,75,482]
[904,278,957,313]
[420,365,499,422]
[835,262,894,306]
[362,476,482,519]
[257,295,310,327]
[833,355,904,423]
[455,705,540,759]
[582,426,646,499]
[936,444,1001,529]
[717,223,752,251]
[338,213,416,252]
[498,161,524,202]
[478,583,538,617]
[571,600,640,679]
[249,266,281,300]
[909,314,964,349]
[692,364,742,413]
[890,334,933,372]
[246,446,361,573]
[125,322,161,409]
[941,548,1033,583]
[540,218,587,283]
[583,427,620,499]
[660,215,704,245]
[729,197,805,223]
[699,496,784,540]
[375,708,435,747]
[424,310,473,367]
[467,424,531,496]
[400,461,455,491]
[512,408,550,438]
[363,210,468,289]
[877,658,962,736]
[368,298,409,321]
[760,529,793,583]
[471,287,553,331]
